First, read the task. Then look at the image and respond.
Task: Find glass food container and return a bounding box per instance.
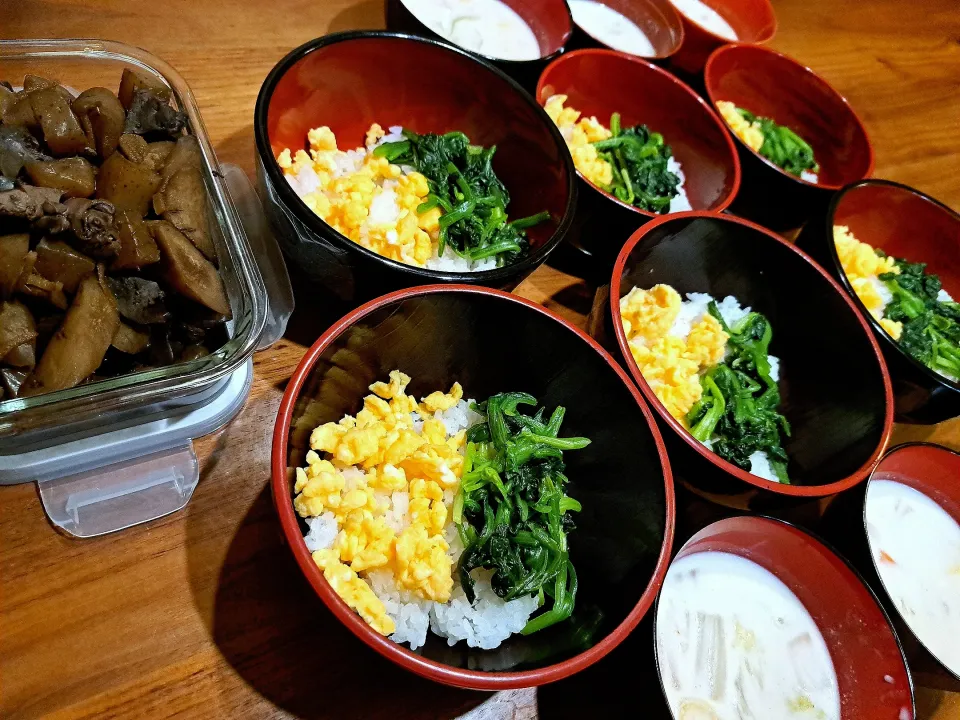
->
[0,40,293,536]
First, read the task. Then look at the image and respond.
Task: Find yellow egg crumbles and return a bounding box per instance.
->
[834,225,904,340]
[293,370,467,636]
[543,94,614,189]
[277,124,442,267]
[716,100,764,153]
[620,284,729,422]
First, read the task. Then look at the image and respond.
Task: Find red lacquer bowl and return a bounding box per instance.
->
[567,0,685,61]
[609,212,894,504]
[670,0,775,73]
[271,285,675,689]
[704,44,874,231]
[654,516,915,719]
[797,180,960,423]
[384,0,572,90]
[254,32,577,304]
[536,49,740,265]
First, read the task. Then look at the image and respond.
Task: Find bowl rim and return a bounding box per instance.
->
[825,178,960,395]
[253,30,578,283]
[271,283,677,689]
[676,0,777,44]
[609,210,895,497]
[651,514,916,717]
[568,0,686,60]
[535,47,742,218]
[703,42,875,191]
[862,441,960,683]
[392,0,575,64]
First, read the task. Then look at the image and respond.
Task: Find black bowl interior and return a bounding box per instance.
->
[617,216,889,486]
[284,290,670,672]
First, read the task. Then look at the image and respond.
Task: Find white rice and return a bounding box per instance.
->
[671,293,785,483]
[668,156,693,213]
[301,398,538,651]
[285,126,506,273]
[800,170,818,183]
[938,288,955,303]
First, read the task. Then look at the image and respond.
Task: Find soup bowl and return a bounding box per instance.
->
[536,49,740,269]
[384,0,572,90]
[271,285,675,689]
[654,516,915,719]
[608,212,894,507]
[797,179,960,423]
[566,0,685,62]
[704,44,873,231]
[669,0,776,73]
[254,31,576,306]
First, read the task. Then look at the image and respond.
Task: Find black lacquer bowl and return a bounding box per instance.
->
[255,32,576,306]
[272,286,675,689]
[608,212,894,507]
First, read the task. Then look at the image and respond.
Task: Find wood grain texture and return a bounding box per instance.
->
[1,0,959,718]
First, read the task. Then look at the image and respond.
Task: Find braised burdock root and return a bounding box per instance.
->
[0,69,229,401]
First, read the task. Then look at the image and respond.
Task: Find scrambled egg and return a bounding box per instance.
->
[620,285,729,422]
[294,370,467,636]
[717,101,764,153]
[544,94,614,189]
[277,124,442,266]
[834,225,903,340]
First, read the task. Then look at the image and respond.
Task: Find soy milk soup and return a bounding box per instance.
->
[568,1,658,57]
[656,552,841,720]
[669,0,738,41]
[401,0,542,61]
[866,479,960,674]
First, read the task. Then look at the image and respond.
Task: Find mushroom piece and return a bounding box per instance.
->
[149,220,230,316]
[29,86,90,156]
[0,185,68,233]
[118,68,172,110]
[95,151,161,217]
[153,162,216,260]
[112,208,160,270]
[123,89,187,137]
[0,233,30,298]
[63,197,121,259]
[105,275,169,325]
[20,267,120,396]
[71,87,126,159]
[0,300,37,358]
[24,156,97,198]
[111,322,151,354]
[34,238,96,293]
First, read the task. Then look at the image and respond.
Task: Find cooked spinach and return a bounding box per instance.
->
[880,257,960,380]
[591,113,680,214]
[736,107,819,178]
[454,392,590,634]
[686,303,792,483]
[373,130,549,265]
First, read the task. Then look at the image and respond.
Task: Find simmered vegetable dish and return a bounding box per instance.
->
[0,70,230,402]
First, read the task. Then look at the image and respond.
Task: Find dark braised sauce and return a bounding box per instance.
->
[0,70,230,402]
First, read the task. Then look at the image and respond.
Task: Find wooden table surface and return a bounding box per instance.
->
[3,1,960,718]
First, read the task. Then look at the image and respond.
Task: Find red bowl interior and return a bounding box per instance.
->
[659,516,915,719]
[869,443,960,527]
[536,49,740,216]
[610,212,894,497]
[271,285,676,690]
[571,0,685,58]
[675,0,775,42]
[833,181,960,304]
[263,33,573,254]
[704,44,873,190]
